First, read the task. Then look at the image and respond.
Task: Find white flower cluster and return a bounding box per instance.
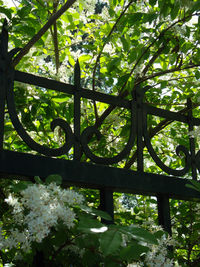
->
[128,222,178,267]
[144,234,175,267]
[0,183,84,252]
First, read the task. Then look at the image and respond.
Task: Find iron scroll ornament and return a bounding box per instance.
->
[7,68,74,157]
[141,87,191,177]
[81,100,136,165]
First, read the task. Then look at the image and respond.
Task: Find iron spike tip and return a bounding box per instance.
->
[3,18,8,27]
[2,18,8,33]
[74,59,80,74]
[75,59,80,68]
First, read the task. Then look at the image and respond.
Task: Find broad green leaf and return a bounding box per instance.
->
[17,6,32,18]
[77,215,105,234]
[18,26,35,36]
[79,205,112,221]
[120,226,158,245]
[10,181,31,193]
[79,54,92,63]
[107,57,121,72]
[120,36,129,52]
[100,229,122,256]
[52,96,70,103]
[120,242,149,261]
[0,7,12,19]
[90,208,112,221]
[170,2,180,20]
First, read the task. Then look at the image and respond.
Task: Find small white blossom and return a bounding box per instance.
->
[0,183,84,252]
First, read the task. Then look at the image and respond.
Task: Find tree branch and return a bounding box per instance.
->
[119,12,200,94]
[53,1,60,74]
[136,63,200,85]
[12,0,77,67]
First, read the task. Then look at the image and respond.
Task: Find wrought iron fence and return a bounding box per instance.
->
[1,21,200,234]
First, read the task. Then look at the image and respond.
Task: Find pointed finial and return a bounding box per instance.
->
[74,59,81,89]
[0,18,8,58]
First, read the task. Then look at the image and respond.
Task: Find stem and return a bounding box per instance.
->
[136,63,200,85]
[53,1,60,74]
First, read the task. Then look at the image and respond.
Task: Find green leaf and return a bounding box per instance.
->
[149,0,157,6]
[107,57,121,72]
[10,181,31,193]
[79,205,112,221]
[52,96,70,103]
[195,70,200,79]
[79,54,92,63]
[17,26,36,36]
[34,176,43,184]
[100,229,122,256]
[120,226,158,245]
[128,13,143,23]
[51,228,68,247]
[170,2,179,20]
[77,215,106,234]
[17,6,32,18]
[0,7,12,19]
[120,36,129,52]
[91,208,112,221]
[120,242,149,261]
[45,174,62,185]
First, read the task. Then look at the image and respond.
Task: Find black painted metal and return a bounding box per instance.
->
[157,195,172,236]
[73,60,81,161]
[188,98,197,180]
[99,189,114,224]
[1,21,200,235]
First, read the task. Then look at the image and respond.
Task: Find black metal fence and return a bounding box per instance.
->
[1,21,200,234]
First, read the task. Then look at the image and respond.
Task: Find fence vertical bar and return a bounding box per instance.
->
[0,20,8,152]
[157,194,172,235]
[187,98,197,180]
[73,60,81,161]
[134,86,144,172]
[99,188,114,224]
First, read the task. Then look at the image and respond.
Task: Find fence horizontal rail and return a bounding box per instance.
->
[14,70,130,109]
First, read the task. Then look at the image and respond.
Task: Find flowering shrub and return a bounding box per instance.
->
[0,175,175,266]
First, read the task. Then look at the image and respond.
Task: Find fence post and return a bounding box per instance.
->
[73,60,81,161]
[99,188,114,224]
[157,194,172,235]
[134,85,144,172]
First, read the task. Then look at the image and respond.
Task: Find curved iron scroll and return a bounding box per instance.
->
[142,97,191,177]
[7,69,74,157]
[80,100,136,165]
